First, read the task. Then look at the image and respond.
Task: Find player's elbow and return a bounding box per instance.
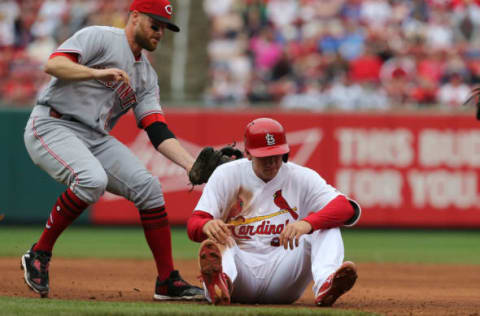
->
[44,58,56,76]
[44,56,71,76]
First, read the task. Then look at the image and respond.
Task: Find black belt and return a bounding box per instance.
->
[49,108,81,123]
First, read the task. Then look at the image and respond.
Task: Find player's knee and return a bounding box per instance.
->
[129,173,164,209]
[76,169,108,204]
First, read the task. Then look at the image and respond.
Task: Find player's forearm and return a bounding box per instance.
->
[44,56,96,81]
[187,211,213,242]
[303,195,355,231]
[156,138,195,172]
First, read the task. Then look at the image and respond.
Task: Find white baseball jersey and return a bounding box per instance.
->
[37,26,162,134]
[195,158,341,263]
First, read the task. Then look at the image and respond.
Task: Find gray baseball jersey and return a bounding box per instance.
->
[25,25,166,208]
[37,26,162,134]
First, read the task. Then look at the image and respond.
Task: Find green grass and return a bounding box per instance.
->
[0,226,198,259]
[1,226,479,264]
[0,297,375,316]
[342,229,480,264]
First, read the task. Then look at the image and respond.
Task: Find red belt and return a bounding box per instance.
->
[49,108,62,118]
[49,108,80,123]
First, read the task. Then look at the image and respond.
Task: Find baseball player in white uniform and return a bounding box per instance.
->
[187,118,361,305]
[21,0,203,300]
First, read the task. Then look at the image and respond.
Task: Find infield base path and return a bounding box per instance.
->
[1,258,479,315]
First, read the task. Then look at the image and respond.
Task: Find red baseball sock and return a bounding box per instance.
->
[34,188,89,253]
[140,206,174,280]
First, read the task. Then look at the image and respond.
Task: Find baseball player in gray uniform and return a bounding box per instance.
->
[21,0,203,301]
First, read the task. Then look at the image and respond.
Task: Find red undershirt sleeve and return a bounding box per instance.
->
[302,195,355,231]
[187,211,214,242]
[141,113,167,129]
[49,52,79,63]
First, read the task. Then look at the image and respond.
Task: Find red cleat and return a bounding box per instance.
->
[199,240,232,305]
[315,261,357,307]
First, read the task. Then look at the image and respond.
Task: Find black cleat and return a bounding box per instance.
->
[153,270,205,301]
[20,244,51,298]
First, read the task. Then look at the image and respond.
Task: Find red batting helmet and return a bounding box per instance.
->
[244,118,289,157]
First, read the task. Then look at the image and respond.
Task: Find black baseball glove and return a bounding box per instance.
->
[188,146,243,185]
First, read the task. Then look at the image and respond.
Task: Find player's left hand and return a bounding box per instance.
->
[279,220,313,250]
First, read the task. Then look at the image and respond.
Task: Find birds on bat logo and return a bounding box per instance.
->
[273,190,298,220]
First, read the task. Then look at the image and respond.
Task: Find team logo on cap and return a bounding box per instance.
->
[266,133,275,146]
[165,4,172,15]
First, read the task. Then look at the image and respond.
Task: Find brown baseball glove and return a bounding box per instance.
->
[188,146,243,185]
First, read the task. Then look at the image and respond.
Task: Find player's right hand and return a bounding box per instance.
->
[203,219,232,245]
[92,68,130,85]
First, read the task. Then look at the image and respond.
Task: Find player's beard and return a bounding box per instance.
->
[135,32,157,52]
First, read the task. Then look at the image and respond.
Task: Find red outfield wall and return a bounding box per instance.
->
[92,110,480,228]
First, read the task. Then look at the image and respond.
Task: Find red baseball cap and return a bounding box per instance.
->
[129,0,180,32]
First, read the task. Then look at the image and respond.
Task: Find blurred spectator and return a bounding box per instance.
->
[69,0,97,31]
[417,49,446,84]
[437,72,471,108]
[0,0,19,47]
[242,0,268,37]
[379,48,416,105]
[410,77,438,106]
[281,79,330,110]
[318,19,344,56]
[362,82,391,110]
[249,26,283,75]
[27,29,57,64]
[360,0,392,27]
[424,9,454,50]
[14,0,40,49]
[443,51,470,80]
[338,19,365,61]
[328,74,366,110]
[31,0,69,38]
[205,63,247,106]
[266,0,298,29]
[348,46,382,83]
[248,72,273,103]
[89,1,129,27]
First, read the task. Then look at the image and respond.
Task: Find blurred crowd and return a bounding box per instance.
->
[1,0,479,110]
[204,0,480,110]
[0,0,130,107]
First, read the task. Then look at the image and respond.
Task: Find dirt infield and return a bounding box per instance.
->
[2,258,479,315]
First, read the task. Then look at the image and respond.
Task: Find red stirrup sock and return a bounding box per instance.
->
[34,188,89,253]
[140,206,174,280]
